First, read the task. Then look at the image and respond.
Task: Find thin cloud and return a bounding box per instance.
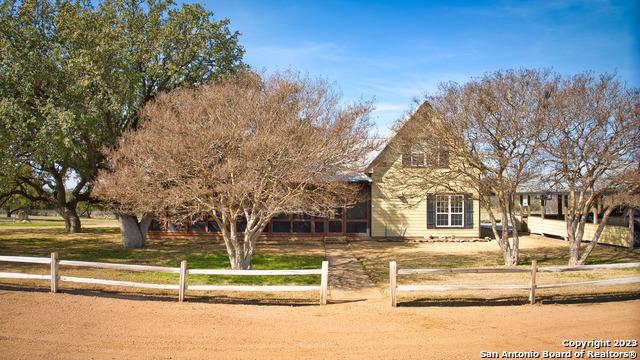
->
[249,42,346,69]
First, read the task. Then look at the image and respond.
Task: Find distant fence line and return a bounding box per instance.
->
[0,253,328,305]
[389,261,640,307]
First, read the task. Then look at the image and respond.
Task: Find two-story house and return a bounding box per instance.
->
[149,101,481,240]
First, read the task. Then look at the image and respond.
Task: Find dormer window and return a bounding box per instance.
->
[402,141,449,168]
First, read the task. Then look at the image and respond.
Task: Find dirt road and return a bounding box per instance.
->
[1,288,638,359]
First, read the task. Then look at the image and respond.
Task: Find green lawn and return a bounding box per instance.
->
[1,218,638,304]
[0,224,325,290]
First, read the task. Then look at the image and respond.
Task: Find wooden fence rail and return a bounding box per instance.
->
[389,261,640,307]
[0,253,329,305]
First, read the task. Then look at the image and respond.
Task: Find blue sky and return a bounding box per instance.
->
[203,0,639,136]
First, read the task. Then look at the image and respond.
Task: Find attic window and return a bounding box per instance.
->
[402,141,449,168]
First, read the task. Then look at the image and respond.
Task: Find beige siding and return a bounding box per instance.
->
[370,147,480,238]
[527,217,631,247]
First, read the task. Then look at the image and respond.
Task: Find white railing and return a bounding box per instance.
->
[389,260,640,307]
[0,253,329,305]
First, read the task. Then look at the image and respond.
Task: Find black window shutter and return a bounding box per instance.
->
[402,153,410,167]
[426,194,435,229]
[401,143,411,167]
[465,195,474,229]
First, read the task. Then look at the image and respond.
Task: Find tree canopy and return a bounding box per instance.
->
[541,72,639,264]
[0,0,244,232]
[393,69,556,265]
[95,70,377,269]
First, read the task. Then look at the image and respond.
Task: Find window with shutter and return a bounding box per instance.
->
[427,194,474,229]
[435,195,464,228]
[402,141,449,168]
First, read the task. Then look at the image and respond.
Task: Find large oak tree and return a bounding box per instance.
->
[94,70,377,268]
[0,0,244,232]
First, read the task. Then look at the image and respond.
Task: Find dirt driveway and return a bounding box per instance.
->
[1,288,638,360]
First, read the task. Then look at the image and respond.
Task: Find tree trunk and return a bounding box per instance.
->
[567,213,590,265]
[567,224,582,265]
[504,252,517,266]
[218,215,267,270]
[117,213,153,249]
[500,204,518,266]
[576,206,616,265]
[63,208,82,234]
[568,242,581,265]
[241,254,253,270]
[226,240,253,270]
[483,200,518,266]
[508,205,520,266]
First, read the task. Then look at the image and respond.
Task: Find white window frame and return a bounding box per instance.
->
[435,194,464,228]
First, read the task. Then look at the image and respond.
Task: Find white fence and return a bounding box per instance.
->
[389,260,640,307]
[0,253,329,305]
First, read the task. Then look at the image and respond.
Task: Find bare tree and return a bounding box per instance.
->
[541,72,639,265]
[94,70,376,269]
[391,69,556,265]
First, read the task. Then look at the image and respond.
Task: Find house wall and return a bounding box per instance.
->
[527,216,631,248]
[369,147,480,239]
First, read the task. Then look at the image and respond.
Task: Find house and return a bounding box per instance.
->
[363,103,481,240]
[148,101,482,240]
[515,177,638,249]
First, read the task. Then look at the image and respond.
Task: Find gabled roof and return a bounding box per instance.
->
[364,99,431,173]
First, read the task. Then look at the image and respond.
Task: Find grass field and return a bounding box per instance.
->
[0,218,325,298]
[0,215,118,227]
[0,216,638,303]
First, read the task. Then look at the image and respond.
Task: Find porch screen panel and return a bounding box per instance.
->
[150,219,165,231]
[293,222,311,233]
[207,221,221,232]
[167,222,183,232]
[346,222,367,233]
[272,221,291,233]
[347,202,367,219]
[328,221,342,233]
[189,221,206,232]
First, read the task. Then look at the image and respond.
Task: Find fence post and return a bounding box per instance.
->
[320,261,328,305]
[50,252,58,293]
[529,260,537,305]
[389,261,397,307]
[179,261,187,302]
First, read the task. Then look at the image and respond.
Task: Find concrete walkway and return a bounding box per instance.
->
[324,243,383,302]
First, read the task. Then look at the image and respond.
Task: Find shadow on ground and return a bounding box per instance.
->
[0,284,323,307]
[398,293,640,307]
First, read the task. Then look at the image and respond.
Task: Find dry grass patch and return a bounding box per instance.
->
[350,236,640,304]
